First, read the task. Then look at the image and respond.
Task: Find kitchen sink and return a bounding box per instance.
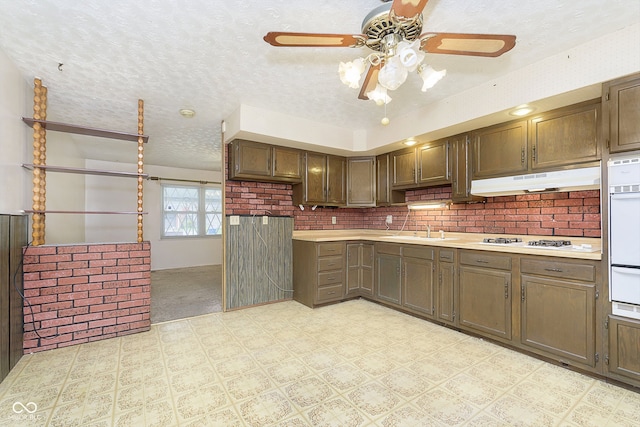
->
[380,235,458,241]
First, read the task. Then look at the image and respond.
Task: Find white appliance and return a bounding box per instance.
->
[608,156,640,319]
[470,166,601,197]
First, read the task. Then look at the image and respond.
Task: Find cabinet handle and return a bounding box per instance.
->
[521,285,525,302]
[327,277,336,281]
[475,259,489,264]
[504,282,509,299]
[327,262,336,266]
[326,248,336,252]
[544,268,563,272]
[327,291,335,295]
[521,148,525,164]
[532,146,536,162]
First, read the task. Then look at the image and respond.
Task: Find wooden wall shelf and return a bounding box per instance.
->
[22,117,149,143]
[22,164,149,179]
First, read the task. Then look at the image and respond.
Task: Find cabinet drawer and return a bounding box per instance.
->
[317,284,344,302]
[460,251,511,270]
[521,258,596,282]
[318,271,343,286]
[317,242,344,257]
[439,249,455,262]
[403,246,434,260]
[318,256,344,272]
[376,243,402,256]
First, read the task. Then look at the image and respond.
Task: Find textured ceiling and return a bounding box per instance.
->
[0,0,638,171]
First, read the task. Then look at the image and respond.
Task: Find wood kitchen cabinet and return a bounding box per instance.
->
[437,249,456,325]
[472,120,528,179]
[529,100,600,170]
[347,157,376,207]
[229,139,302,183]
[520,257,598,369]
[294,152,346,206]
[391,147,417,188]
[402,246,435,317]
[450,134,483,203]
[376,154,405,206]
[458,251,512,341]
[606,315,640,386]
[417,139,451,186]
[375,243,402,306]
[346,242,374,297]
[603,72,640,153]
[292,240,345,307]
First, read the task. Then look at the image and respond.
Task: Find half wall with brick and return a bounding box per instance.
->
[22,242,151,353]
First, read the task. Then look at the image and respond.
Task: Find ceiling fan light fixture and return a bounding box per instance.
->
[397,39,424,71]
[378,55,408,91]
[339,58,366,88]
[366,84,392,105]
[418,64,446,92]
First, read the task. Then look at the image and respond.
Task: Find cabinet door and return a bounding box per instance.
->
[438,262,455,324]
[304,152,327,204]
[403,256,435,316]
[230,140,272,178]
[361,244,374,296]
[273,146,302,181]
[346,244,361,295]
[521,275,596,367]
[347,157,376,206]
[326,155,346,205]
[607,316,640,384]
[472,120,528,179]
[376,154,405,205]
[451,134,479,202]
[417,140,450,186]
[391,148,417,188]
[376,254,402,305]
[459,265,512,340]
[529,101,600,170]
[606,74,640,153]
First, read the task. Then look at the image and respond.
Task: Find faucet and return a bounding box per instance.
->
[426,225,431,238]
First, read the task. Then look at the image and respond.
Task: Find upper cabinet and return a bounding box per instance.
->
[451,134,483,203]
[228,139,302,183]
[347,157,376,207]
[472,100,601,180]
[417,139,451,186]
[529,100,600,170]
[391,147,417,188]
[293,152,346,206]
[472,120,528,179]
[603,73,640,154]
[376,154,405,206]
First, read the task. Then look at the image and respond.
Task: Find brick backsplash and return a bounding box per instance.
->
[22,242,151,353]
[224,146,600,237]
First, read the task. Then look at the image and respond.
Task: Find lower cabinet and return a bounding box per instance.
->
[402,246,435,317]
[292,241,345,307]
[607,316,640,386]
[346,242,374,297]
[458,251,512,341]
[520,257,598,369]
[375,243,402,306]
[437,249,456,324]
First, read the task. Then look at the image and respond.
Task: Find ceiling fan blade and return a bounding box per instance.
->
[263,32,365,47]
[420,33,516,57]
[390,0,430,21]
[358,64,381,100]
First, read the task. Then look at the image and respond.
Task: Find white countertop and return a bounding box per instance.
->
[292,229,602,260]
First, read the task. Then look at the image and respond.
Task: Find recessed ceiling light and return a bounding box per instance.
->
[509,105,535,116]
[179,108,196,118]
[404,139,417,146]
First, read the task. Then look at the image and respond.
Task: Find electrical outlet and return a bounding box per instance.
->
[386,215,393,224]
[262,216,268,225]
[229,215,240,225]
[332,216,337,225]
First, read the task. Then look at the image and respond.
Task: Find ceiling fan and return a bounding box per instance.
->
[264,0,516,105]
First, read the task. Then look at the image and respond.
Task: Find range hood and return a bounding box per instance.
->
[470,166,601,197]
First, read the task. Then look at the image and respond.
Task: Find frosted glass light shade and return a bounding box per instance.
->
[366,84,392,105]
[339,58,366,89]
[378,56,407,91]
[419,65,447,91]
[397,40,424,72]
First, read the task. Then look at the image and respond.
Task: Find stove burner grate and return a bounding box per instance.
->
[482,237,523,244]
[527,239,572,247]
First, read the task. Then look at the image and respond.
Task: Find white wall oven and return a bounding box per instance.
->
[608,156,640,319]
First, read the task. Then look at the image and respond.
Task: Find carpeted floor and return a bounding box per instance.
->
[150,265,222,324]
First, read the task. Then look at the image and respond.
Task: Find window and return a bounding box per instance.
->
[162,184,222,237]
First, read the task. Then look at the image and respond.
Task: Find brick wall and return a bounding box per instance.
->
[22,242,151,353]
